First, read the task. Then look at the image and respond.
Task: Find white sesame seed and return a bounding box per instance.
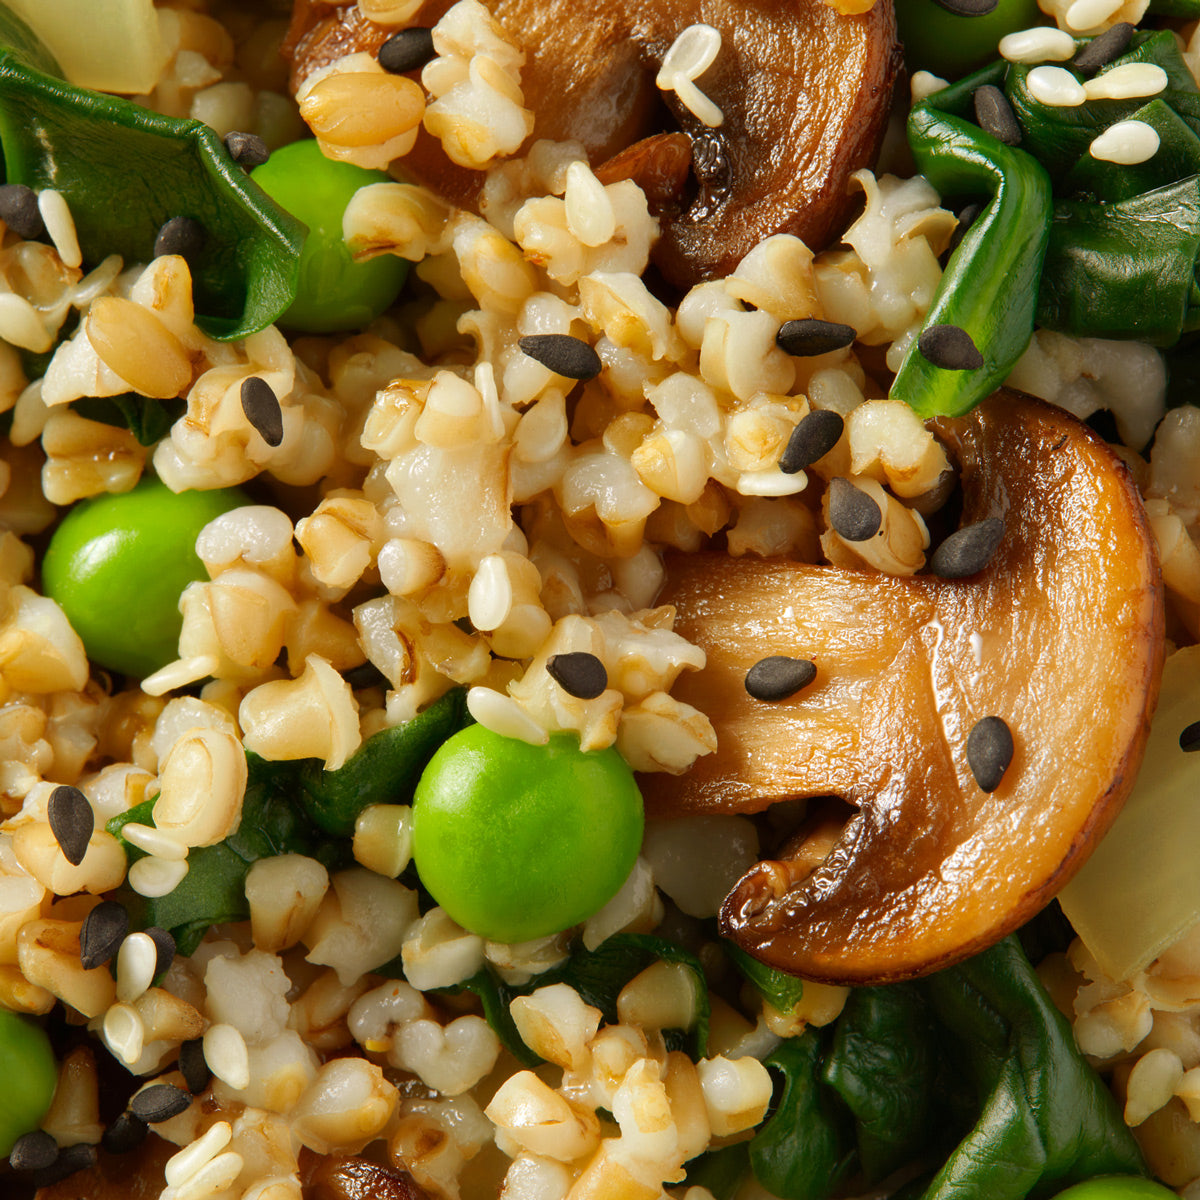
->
[0,293,52,353]
[656,24,724,128]
[467,554,513,631]
[171,1151,244,1200]
[1064,0,1122,28]
[165,1122,233,1188]
[101,1002,145,1066]
[203,1023,250,1091]
[999,27,1078,63]
[120,822,189,862]
[910,70,949,103]
[466,687,549,746]
[564,162,616,248]
[115,932,159,1003]
[1027,65,1087,107]
[37,189,81,268]
[1089,119,1161,163]
[127,854,189,899]
[1084,62,1169,101]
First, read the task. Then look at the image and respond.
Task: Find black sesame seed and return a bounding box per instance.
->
[378,27,437,74]
[948,202,985,254]
[240,376,284,447]
[973,85,1021,146]
[153,215,206,263]
[129,1083,192,1124]
[9,1130,58,1172]
[47,784,93,867]
[145,926,176,977]
[1180,720,1200,754]
[546,652,608,700]
[931,0,998,12]
[223,130,270,169]
[1074,23,1134,75]
[775,318,857,358]
[967,715,1014,792]
[780,409,844,475]
[930,517,1005,579]
[745,656,817,702]
[101,1111,148,1156]
[829,477,882,542]
[178,1037,211,1096]
[27,1142,96,1189]
[80,900,129,971]
[0,183,44,240]
[918,324,984,371]
[518,334,602,381]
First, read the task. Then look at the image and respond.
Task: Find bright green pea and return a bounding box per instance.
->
[251,139,408,333]
[41,476,249,679]
[897,0,1042,78]
[0,1009,57,1158]
[1051,1179,1178,1199]
[412,726,644,943]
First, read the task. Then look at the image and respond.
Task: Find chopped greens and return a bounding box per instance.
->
[0,3,303,340]
[894,28,1200,415]
[725,938,1146,1200]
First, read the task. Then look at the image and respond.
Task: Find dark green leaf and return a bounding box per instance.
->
[1149,0,1200,13]
[723,939,804,1015]
[750,1031,857,1200]
[1006,33,1200,179]
[0,50,304,339]
[298,687,470,836]
[1038,176,1200,345]
[72,394,185,445]
[891,62,1053,417]
[684,1144,750,1200]
[536,933,709,1058]
[1062,100,1200,205]
[915,937,1147,1200]
[436,967,539,1068]
[428,933,710,1065]
[107,753,319,952]
[824,984,940,1182]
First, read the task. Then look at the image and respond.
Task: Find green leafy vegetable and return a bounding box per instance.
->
[751,1031,858,1200]
[0,16,304,340]
[72,393,185,445]
[109,752,330,956]
[723,938,805,1016]
[917,937,1146,1199]
[421,933,711,1065]
[684,1144,751,1200]
[724,938,1147,1200]
[894,28,1200,416]
[890,62,1053,418]
[1038,178,1200,345]
[298,687,471,836]
[824,984,941,1183]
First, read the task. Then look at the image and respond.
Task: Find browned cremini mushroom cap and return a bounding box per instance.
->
[284,0,900,287]
[640,390,1164,985]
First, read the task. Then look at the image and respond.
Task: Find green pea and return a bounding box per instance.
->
[251,140,408,333]
[897,0,1042,78]
[41,476,249,678]
[0,1009,57,1158]
[412,726,645,943]
[1050,1179,1178,1199]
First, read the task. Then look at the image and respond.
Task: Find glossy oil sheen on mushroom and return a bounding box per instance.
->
[284,0,900,286]
[640,391,1164,985]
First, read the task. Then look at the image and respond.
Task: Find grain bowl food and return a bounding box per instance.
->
[0,0,1198,1198]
